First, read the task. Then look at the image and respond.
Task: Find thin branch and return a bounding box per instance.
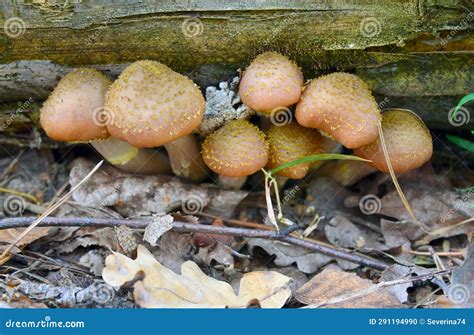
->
[0,216,389,271]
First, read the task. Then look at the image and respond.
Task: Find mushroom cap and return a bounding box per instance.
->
[266,123,324,179]
[105,60,205,148]
[295,72,381,149]
[40,68,111,142]
[239,52,304,113]
[202,120,269,177]
[354,109,433,173]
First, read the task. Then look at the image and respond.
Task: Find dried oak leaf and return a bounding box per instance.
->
[295,269,402,308]
[103,245,291,308]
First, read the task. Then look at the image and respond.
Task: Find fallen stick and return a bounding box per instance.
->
[0,216,389,271]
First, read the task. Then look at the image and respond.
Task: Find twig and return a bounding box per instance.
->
[0,216,389,271]
[198,212,274,230]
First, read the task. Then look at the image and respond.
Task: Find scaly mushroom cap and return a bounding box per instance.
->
[40,68,111,142]
[105,60,205,148]
[266,123,324,179]
[354,109,433,173]
[295,73,381,149]
[202,120,269,177]
[239,52,304,113]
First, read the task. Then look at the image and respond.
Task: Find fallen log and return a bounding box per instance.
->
[1,0,472,68]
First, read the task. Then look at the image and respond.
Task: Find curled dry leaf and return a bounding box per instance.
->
[103,245,291,308]
[295,269,402,308]
[0,227,51,255]
[248,238,358,274]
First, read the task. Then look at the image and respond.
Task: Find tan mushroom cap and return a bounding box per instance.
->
[40,68,111,142]
[354,109,433,173]
[105,60,205,148]
[239,52,304,113]
[202,120,269,177]
[295,73,381,149]
[266,123,324,179]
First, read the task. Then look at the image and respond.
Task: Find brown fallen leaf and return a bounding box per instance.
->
[193,218,234,248]
[0,227,51,255]
[103,245,291,308]
[56,227,119,253]
[247,238,358,273]
[149,231,194,273]
[295,269,402,308]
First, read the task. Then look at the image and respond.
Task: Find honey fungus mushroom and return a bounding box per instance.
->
[295,73,381,149]
[354,109,433,173]
[40,68,171,174]
[105,60,208,181]
[202,120,269,189]
[239,52,304,113]
[266,123,325,179]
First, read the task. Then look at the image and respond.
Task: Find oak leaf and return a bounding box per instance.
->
[103,245,291,308]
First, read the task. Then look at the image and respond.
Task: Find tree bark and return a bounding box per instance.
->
[1,0,472,68]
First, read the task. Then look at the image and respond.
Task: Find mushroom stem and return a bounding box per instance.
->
[163,134,208,181]
[117,149,172,175]
[91,138,171,174]
[217,175,247,189]
[319,160,377,186]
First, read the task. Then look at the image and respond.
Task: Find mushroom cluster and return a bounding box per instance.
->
[40,51,433,190]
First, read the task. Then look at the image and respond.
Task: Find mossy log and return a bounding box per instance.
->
[0,0,472,144]
[1,0,472,68]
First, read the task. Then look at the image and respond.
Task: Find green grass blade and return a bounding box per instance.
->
[451,93,474,121]
[446,134,474,152]
[269,153,370,175]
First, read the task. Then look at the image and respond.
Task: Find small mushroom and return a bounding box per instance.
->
[239,52,304,113]
[295,72,381,149]
[40,68,171,174]
[202,120,269,189]
[354,109,433,173]
[105,60,208,181]
[266,123,325,179]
